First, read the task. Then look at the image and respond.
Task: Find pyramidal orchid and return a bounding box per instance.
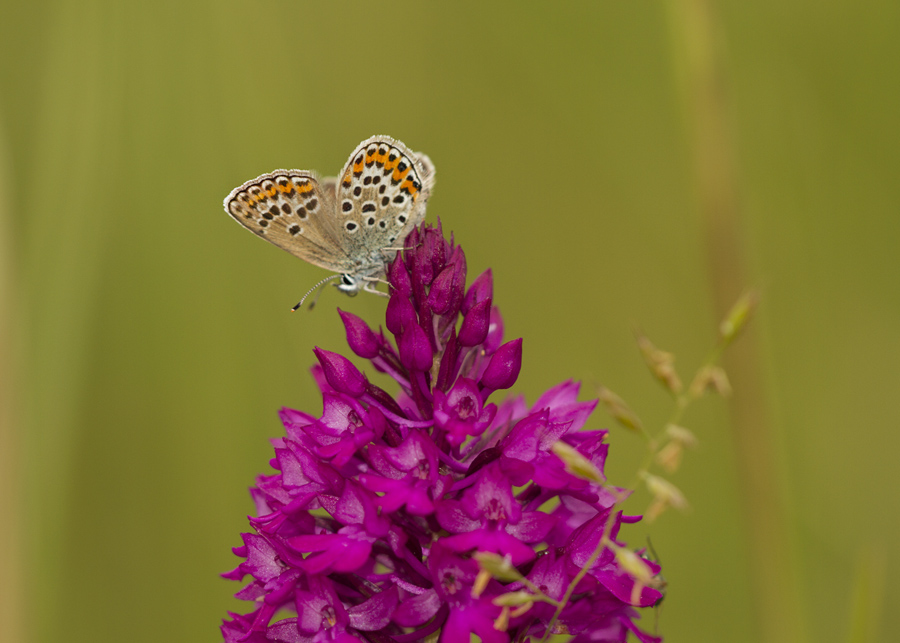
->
[222,223,663,643]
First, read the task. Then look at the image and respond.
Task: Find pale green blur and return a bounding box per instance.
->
[2,1,898,642]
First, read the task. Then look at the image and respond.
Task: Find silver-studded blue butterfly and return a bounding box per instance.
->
[224,135,435,308]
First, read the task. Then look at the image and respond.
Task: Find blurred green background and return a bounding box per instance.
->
[2,1,898,642]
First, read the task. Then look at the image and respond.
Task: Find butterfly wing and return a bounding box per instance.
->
[224,170,357,273]
[333,135,436,276]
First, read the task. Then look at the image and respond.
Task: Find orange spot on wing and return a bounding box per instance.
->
[401,179,418,196]
[392,166,411,183]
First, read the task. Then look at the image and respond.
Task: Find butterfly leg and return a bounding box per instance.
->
[362,278,390,298]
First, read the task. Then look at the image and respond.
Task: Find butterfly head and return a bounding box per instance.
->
[336,274,362,296]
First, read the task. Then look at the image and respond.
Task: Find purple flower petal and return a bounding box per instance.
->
[392,589,442,627]
[346,585,399,631]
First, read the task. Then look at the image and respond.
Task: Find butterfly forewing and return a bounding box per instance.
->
[334,136,435,268]
[224,170,355,273]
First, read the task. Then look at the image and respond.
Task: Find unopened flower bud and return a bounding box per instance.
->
[314,347,367,398]
[480,338,522,391]
[427,258,465,316]
[398,323,434,372]
[338,309,380,359]
[386,292,417,336]
[458,298,491,347]
[462,268,493,314]
[483,306,504,354]
[387,253,412,297]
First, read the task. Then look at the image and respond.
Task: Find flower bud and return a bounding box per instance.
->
[462,268,493,314]
[398,322,434,372]
[409,237,435,287]
[424,225,447,278]
[338,309,380,359]
[458,298,491,347]
[387,253,412,297]
[427,259,465,316]
[480,338,522,391]
[435,328,460,392]
[386,292,417,336]
[483,306,505,354]
[314,347,367,398]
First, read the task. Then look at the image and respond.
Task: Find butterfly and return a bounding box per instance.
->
[223,135,435,308]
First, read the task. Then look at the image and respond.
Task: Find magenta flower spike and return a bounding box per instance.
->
[223,223,663,642]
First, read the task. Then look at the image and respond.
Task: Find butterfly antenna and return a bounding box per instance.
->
[291,274,341,312]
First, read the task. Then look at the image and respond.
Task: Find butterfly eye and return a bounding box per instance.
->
[341,275,356,287]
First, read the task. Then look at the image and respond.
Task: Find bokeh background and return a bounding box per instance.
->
[2,1,898,642]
